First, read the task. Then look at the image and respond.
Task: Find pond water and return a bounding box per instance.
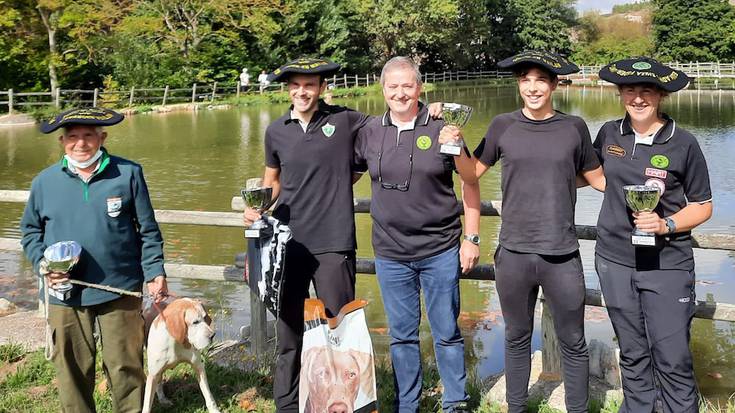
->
[1,84,734,400]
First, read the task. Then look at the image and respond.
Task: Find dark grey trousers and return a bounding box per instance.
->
[595,254,698,413]
[273,241,356,413]
[494,246,590,413]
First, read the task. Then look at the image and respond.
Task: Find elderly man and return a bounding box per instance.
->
[353,56,477,413]
[20,107,167,413]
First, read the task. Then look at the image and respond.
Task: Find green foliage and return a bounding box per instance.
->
[507,0,577,55]
[572,11,654,65]
[652,0,735,62]
[612,1,652,14]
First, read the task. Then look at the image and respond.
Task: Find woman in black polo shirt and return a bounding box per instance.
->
[594,57,713,413]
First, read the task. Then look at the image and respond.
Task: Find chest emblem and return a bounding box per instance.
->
[606,144,626,158]
[645,168,667,179]
[107,196,122,218]
[416,135,432,150]
[321,122,336,138]
[650,154,669,169]
[645,178,666,195]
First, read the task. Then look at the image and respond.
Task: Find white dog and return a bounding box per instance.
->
[142,298,220,413]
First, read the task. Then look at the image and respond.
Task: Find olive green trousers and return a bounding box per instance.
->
[48,295,145,413]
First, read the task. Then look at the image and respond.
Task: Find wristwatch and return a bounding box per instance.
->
[464,234,481,245]
[664,217,676,234]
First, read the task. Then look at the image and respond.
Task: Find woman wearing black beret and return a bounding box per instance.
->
[593,57,713,413]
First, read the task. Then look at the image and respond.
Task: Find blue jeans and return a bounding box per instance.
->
[375,246,468,413]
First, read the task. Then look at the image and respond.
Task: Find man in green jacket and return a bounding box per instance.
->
[20,107,167,413]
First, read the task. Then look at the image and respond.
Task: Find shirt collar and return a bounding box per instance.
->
[381,102,430,128]
[284,99,330,125]
[620,113,676,144]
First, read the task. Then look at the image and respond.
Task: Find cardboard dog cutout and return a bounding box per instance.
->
[300,299,377,413]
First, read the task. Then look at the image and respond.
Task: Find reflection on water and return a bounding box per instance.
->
[1,86,734,399]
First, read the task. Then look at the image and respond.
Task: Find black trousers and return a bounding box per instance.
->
[494,246,590,413]
[273,241,356,413]
[595,254,698,413]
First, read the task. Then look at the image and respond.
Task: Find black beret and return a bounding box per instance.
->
[40,107,124,134]
[268,58,341,83]
[498,50,580,75]
[598,57,690,92]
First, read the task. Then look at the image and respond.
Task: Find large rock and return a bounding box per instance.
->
[0,298,17,316]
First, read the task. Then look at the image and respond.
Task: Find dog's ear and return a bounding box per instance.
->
[351,350,375,398]
[163,301,191,349]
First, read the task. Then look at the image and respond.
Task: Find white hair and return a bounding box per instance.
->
[380,56,423,86]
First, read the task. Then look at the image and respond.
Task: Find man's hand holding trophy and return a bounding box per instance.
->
[242,177,275,239]
[438,103,473,156]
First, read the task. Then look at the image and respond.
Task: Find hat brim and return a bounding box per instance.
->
[268,61,341,83]
[498,56,579,75]
[40,110,124,134]
[598,66,690,92]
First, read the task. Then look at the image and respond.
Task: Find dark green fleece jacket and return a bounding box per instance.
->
[20,150,166,306]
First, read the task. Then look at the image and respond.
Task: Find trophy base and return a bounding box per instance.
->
[48,286,73,301]
[631,233,657,246]
[245,221,273,239]
[439,144,462,156]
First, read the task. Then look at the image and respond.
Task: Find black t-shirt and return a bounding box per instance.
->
[593,114,712,271]
[265,100,370,253]
[354,104,462,260]
[473,109,600,255]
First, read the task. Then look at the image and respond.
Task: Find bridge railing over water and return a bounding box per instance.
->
[1,189,734,378]
[2,61,735,115]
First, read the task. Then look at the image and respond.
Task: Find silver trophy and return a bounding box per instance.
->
[440,103,473,156]
[43,241,82,300]
[623,185,662,247]
[241,178,274,238]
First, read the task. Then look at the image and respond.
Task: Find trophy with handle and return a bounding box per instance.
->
[440,103,473,156]
[242,178,274,239]
[623,185,662,247]
[43,241,82,300]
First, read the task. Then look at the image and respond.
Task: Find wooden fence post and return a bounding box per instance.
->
[162,85,169,106]
[247,238,268,355]
[355,74,358,87]
[55,88,61,108]
[7,89,13,115]
[280,83,284,92]
[343,74,347,88]
[191,84,197,103]
[540,295,562,380]
[236,81,241,99]
[129,87,135,107]
[333,74,337,86]
[93,88,98,107]
[211,82,217,102]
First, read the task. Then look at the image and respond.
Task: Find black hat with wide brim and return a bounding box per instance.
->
[267,58,341,83]
[598,57,690,92]
[40,107,124,134]
[498,51,579,75]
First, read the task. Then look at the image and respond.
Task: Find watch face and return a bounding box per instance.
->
[465,234,480,244]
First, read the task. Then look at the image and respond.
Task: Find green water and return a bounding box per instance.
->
[1,84,734,399]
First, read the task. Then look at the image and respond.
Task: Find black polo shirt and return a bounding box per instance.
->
[265,100,369,254]
[593,114,712,271]
[354,104,462,260]
[473,110,600,255]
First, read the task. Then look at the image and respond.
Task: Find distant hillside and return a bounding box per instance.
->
[612,1,652,14]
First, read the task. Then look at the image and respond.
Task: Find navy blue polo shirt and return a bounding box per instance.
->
[593,114,712,271]
[473,110,600,255]
[264,100,369,254]
[354,104,462,260]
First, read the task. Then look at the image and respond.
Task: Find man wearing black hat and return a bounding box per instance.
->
[20,108,167,412]
[594,57,711,413]
[441,51,605,413]
[242,58,369,412]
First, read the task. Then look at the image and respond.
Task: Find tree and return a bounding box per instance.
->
[507,0,577,55]
[652,0,735,62]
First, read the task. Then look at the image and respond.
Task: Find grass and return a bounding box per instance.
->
[1,343,733,412]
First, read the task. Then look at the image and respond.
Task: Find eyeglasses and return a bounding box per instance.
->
[377,131,413,191]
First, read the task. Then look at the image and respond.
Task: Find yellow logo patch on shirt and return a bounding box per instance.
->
[606,144,626,158]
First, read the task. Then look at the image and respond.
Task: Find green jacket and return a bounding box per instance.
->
[20,149,166,306]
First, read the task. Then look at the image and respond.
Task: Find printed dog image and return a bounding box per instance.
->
[142,298,220,413]
[300,346,375,413]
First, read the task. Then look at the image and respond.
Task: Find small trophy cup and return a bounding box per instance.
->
[440,103,473,156]
[43,241,82,300]
[623,185,662,247]
[241,178,274,239]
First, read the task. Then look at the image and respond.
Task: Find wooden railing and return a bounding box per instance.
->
[1,189,734,377]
